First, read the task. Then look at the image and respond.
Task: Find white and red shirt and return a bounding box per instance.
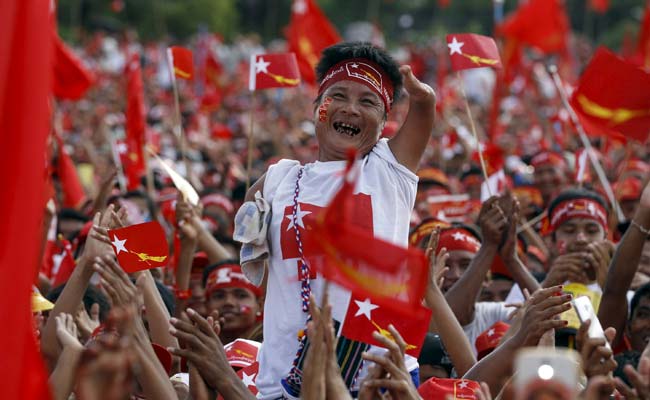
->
[246,139,417,399]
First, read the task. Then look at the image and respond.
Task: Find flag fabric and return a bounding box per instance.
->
[108,222,169,273]
[150,151,200,205]
[589,0,609,13]
[55,135,87,209]
[53,34,95,100]
[446,34,502,71]
[0,0,53,398]
[340,295,432,357]
[639,2,650,69]
[418,377,481,399]
[285,0,341,84]
[249,53,301,91]
[167,46,194,80]
[124,52,146,191]
[427,194,474,222]
[217,361,259,400]
[51,237,76,287]
[480,169,508,202]
[498,0,570,54]
[303,157,429,312]
[569,47,650,143]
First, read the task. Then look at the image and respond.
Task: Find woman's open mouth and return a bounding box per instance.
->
[333,121,361,136]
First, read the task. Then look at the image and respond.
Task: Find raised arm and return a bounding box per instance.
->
[501,200,541,295]
[598,180,650,347]
[445,197,506,325]
[388,65,436,173]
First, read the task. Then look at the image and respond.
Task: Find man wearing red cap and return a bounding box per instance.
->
[203,261,264,345]
[530,151,568,208]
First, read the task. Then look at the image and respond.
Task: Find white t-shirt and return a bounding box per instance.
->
[249,139,418,399]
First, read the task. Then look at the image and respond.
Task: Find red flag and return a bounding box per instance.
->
[168,46,194,80]
[639,2,650,69]
[51,237,76,287]
[427,194,473,222]
[55,135,87,209]
[498,0,570,54]
[249,53,301,91]
[340,295,431,357]
[589,0,609,13]
[446,34,502,71]
[569,47,650,143]
[0,0,53,398]
[108,222,169,273]
[303,158,429,312]
[285,0,341,84]
[217,362,259,400]
[124,53,146,191]
[53,34,95,100]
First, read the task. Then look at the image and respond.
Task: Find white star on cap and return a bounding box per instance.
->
[254,57,270,74]
[285,205,311,231]
[350,62,359,68]
[111,235,128,255]
[354,298,379,320]
[487,328,495,337]
[458,380,469,389]
[241,371,256,387]
[448,37,464,55]
[451,232,467,242]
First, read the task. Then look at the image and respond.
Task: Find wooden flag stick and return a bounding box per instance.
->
[457,72,492,197]
[246,91,256,192]
[106,130,127,193]
[547,65,625,221]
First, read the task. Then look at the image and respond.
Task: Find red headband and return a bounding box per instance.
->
[318,58,394,112]
[549,198,608,232]
[437,228,481,254]
[205,264,262,298]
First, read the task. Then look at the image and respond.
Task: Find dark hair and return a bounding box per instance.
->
[630,282,650,321]
[58,208,90,223]
[46,284,111,322]
[202,259,241,287]
[315,41,403,105]
[547,188,608,220]
[460,166,483,182]
[154,279,176,316]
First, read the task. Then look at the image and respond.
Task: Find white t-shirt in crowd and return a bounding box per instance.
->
[249,139,418,399]
[463,301,514,355]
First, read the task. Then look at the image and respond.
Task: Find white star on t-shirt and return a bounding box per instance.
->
[354,298,379,320]
[241,371,256,387]
[292,0,307,14]
[458,380,469,389]
[285,205,311,231]
[448,37,464,55]
[487,328,495,337]
[451,232,467,242]
[111,235,128,255]
[254,57,270,74]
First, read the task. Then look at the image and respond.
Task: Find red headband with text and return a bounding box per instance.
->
[318,58,394,112]
[549,198,608,232]
[205,264,263,298]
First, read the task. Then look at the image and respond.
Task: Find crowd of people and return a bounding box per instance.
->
[34,23,650,400]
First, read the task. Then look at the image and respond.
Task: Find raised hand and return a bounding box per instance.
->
[477,197,508,248]
[425,226,450,291]
[55,313,82,351]
[75,303,100,343]
[512,285,572,347]
[615,357,650,400]
[399,65,436,103]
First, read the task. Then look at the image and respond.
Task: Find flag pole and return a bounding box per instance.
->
[547,64,625,221]
[106,129,127,193]
[167,48,191,181]
[246,91,256,192]
[457,72,492,197]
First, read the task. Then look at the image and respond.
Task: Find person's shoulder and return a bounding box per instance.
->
[368,138,418,182]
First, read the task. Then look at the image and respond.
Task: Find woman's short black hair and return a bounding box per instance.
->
[315,41,403,104]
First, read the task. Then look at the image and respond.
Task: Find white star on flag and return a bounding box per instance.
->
[111,235,128,255]
[448,37,464,55]
[451,232,467,242]
[254,57,270,74]
[116,143,128,154]
[487,328,495,337]
[458,380,469,389]
[241,371,256,387]
[285,205,311,231]
[354,298,379,320]
[292,0,307,14]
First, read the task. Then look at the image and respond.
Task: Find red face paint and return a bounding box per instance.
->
[318,96,332,122]
[557,240,566,255]
[239,305,253,315]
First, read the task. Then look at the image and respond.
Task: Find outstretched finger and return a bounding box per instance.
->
[186,308,220,341]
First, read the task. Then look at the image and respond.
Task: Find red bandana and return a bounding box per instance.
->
[318,58,394,112]
[531,151,566,169]
[437,228,481,254]
[549,198,608,232]
[205,264,262,298]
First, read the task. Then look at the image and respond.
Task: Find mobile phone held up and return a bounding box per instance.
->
[514,348,581,400]
[572,295,610,350]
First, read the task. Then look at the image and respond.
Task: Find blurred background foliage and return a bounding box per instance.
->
[57,0,647,49]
